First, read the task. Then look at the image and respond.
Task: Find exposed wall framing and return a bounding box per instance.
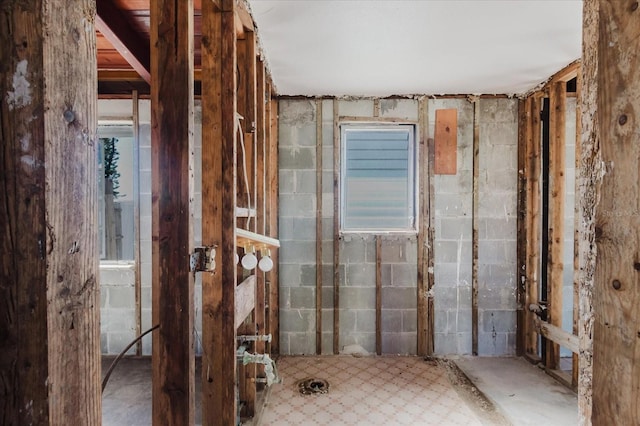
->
[1,0,101,423]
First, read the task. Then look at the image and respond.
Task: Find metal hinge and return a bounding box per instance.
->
[190,246,216,273]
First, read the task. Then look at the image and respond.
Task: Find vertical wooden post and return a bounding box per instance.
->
[471,98,480,356]
[525,95,542,358]
[255,59,267,379]
[584,1,640,424]
[572,73,582,389]
[201,0,238,424]
[316,98,323,355]
[332,99,340,354]
[516,99,528,356]
[150,0,195,423]
[1,0,100,423]
[267,96,280,355]
[546,81,566,371]
[133,91,143,356]
[417,96,432,356]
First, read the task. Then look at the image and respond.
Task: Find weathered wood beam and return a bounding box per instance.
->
[1,1,101,423]
[236,275,257,329]
[546,81,566,371]
[471,99,480,356]
[525,95,542,357]
[201,0,238,423]
[150,0,195,423]
[376,236,382,355]
[98,69,202,82]
[416,96,432,356]
[267,97,279,354]
[516,98,528,356]
[585,1,640,424]
[332,99,340,354]
[96,0,151,84]
[534,317,578,354]
[316,98,323,355]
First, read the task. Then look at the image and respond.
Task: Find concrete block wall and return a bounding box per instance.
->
[431,98,474,355]
[476,98,519,356]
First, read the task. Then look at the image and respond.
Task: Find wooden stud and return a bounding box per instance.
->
[434,109,458,175]
[376,236,382,355]
[471,98,480,356]
[572,67,582,389]
[150,0,195,422]
[426,135,436,356]
[417,97,431,356]
[525,95,542,357]
[333,99,340,354]
[201,0,237,423]
[133,90,143,356]
[577,1,598,420]
[516,98,528,357]
[546,81,566,371]
[255,59,267,381]
[587,1,640,424]
[316,98,323,355]
[1,0,101,422]
[267,98,280,355]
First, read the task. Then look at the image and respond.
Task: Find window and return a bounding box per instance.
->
[98,124,135,260]
[341,124,417,232]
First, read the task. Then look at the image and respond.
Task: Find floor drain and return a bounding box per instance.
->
[297,377,330,395]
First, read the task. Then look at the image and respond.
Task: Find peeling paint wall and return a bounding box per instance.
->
[278,97,519,356]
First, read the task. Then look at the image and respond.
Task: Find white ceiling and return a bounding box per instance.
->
[248,0,583,97]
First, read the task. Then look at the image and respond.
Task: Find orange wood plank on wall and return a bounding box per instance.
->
[434,109,458,175]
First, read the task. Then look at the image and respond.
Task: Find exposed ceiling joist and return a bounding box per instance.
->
[96,0,151,84]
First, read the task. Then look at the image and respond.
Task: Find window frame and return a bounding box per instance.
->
[339,122,419,234]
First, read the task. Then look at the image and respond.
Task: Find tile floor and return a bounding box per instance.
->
[259,356,484,426]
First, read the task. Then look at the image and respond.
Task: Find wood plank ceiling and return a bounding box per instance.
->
[97,0,205,95]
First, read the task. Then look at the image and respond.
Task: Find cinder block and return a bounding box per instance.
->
[322,333,334,355]
[477,240,510,265]
[100,289,107,309]
[434,332,458,355]
[480,122,518,146]
[480,217,516,240]
[279,99,316,128]
[434,263,471,288]
[477,287,516,310]
[434,310,449,334]
[279,147,315,170]
[434,240,471,264]
[339,309,357,333]
[279,241,316,264]
[138,124,152,148]
[278,217,295,241]
[435,193,472,217]
[402,310,417,332]
[450,309,472,333]
[381,264,392,286]
[382,332,416,355]
[322,124,333,147]
[322,100,333,124]
[379,99,418,120]
[290,287,316,309]
[291,217,316,241]
[345,263,375,287]
[279,194,316,219]
[289,333,316,355]
[439,217,472,240]
[322,308,333,332]
[279,333,290,355]
[338,99,373,117]
[381,287,416,310]
[103,308,135,333]
[109,286,135,309]
[279,264,302,287]
[341,239,367,263]
[480,145,517,175]
[101,334,108,354]
[322,264,343,289]
[355,310,376,333]
[481,310,516,333]
[140,170,152,194]
[300,264,317,287]
[341,332,375,354]
[280,309,314,333]
[434,170,473,194]
[391,264,418,287]
[478,331,508,356]
[382,309,402,333]
[278,170,295,194]
[341,287,376,310]
[100,267,134,285]
[296,170,316,194]
[279,287,290,309]
[457,333,473,355]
